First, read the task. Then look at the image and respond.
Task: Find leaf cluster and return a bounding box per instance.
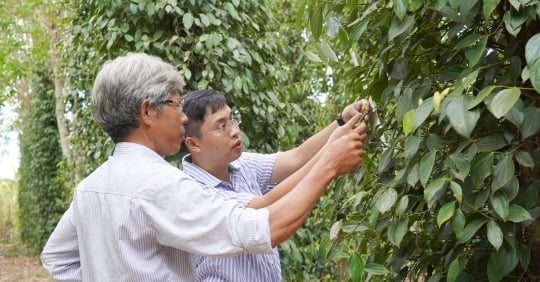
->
[302,0,540,281]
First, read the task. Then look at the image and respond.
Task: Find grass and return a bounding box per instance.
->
[0,178,18,246]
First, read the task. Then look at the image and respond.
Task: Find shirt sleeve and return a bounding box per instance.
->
[238,152,279,195]
[40,204,82,281]
[212,189,255,207]
[151,175,273,256]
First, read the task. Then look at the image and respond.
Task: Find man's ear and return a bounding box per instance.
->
[184,136,201,153]
[140,99,155,125]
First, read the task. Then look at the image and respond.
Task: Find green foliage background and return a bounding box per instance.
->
[17,65,66,254]
[2,0,540,281]
[299,0,540,281]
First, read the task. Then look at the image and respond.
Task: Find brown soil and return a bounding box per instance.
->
[0,244,51,282]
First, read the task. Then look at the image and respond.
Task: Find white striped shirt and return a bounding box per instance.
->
[182,152,282,282]
[41,143,273,281]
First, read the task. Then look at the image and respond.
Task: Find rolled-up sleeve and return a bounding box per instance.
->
[151,175,273,256]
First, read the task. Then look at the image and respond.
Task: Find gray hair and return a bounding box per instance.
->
[91,53,185,142]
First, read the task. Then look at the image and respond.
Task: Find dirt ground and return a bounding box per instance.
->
[0,244,51,282]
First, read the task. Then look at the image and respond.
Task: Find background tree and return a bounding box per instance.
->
[17,65,64,253]
[62,0,324,182]
[301,0,540,280]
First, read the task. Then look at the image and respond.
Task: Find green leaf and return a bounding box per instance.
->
[483,0,500,19]
[388,14,414,41]
[330,220,342,240]
[529,59,540,94]
[452,208,466,236]
[521,107,540,138]
[490,192,509,220]
[445,96,479,138]
[364,263,387,275]
[388,217,408,246]
[469,86,497,109]
[403,109,415,135]
[449,153,470,181]
[465,37,487,67]
[404,134,420,159]
[407,164,419,187]
[437,201,455,227]
[419,151,436,187]
[504,9,527,37]
[515,150,535,168]
[348,253,365,282]
[318,40,338,62]
[448,253,467,282]
[348,18,369,44]
[304,51,322,63]
[487,221,503,251]
[459,70,479,89]
[450,181,463,203]
[507,204,533,222]
[223,2,240,20]
[424,177,446,209]
[457,218,488,244]
[310,5,323,40]
[413,98,433,131]
[376,188,398,213]
[487,244,518,281]
[455,33,481,49]
[396,195,409,216]
[393,0,407,20]
[491,155,515,192]
[477,133,508,152]
[525,33,540,65]
[486,88,521,118]
[377,147,394,174]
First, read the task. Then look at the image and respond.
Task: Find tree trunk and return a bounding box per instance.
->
[40,14,70,162]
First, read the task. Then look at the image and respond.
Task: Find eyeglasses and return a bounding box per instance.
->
[197,113,242,136]
[162,98,184,111]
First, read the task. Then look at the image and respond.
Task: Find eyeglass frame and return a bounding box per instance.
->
[195,113,242,137]
[161,98,184,112]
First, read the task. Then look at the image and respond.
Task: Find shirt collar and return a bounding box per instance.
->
[113,142,169,164]
[182,154,240,188]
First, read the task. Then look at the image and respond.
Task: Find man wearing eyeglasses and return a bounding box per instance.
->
[40,53,368,281]
[181,89,370,281]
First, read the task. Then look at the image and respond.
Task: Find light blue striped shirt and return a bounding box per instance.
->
[183,152,282,282]
[41,143,273,281]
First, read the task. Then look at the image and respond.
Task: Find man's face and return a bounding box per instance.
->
[149,95,188,156]
[195,106,243,165]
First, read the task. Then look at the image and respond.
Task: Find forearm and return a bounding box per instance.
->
[270,123,337,183]
[247,148,324,208]
[266,160,336,247]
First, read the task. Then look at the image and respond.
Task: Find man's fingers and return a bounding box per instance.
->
[344,112,363,128]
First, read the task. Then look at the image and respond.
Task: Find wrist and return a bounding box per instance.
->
[335,113,345,126]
